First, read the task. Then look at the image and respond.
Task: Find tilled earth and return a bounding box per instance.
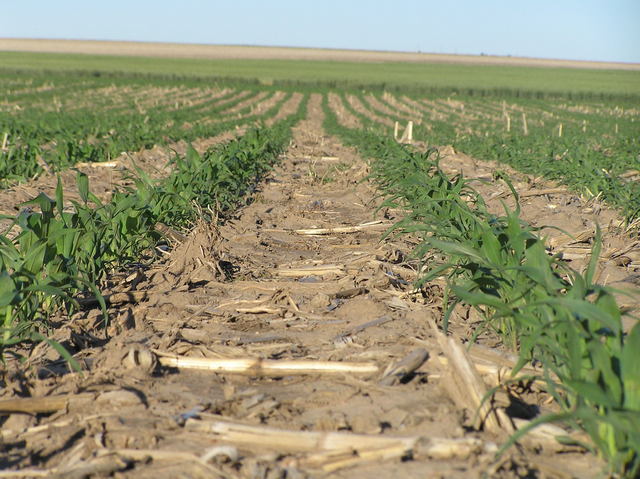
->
[1,94,636,478]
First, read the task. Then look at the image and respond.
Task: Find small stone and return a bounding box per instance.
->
[122,346,157,375]
[614,256,631,267]
[97,389,143,408]
[350,414,381,434]
[382,407,409,428]
[2,413,37,433]
[309,293,330,310]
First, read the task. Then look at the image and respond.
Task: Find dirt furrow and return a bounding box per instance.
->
[194,91,274,126]
[265,92,304,126]
[0,94,604,478]
[327,92,362,129]
[244,91,287,118]
[397,95,445,123]
[380,92,424,120]
[345,94,394,128]
[163,87,233,112]
[365,94,419,124]
[186,90,254,116]
[220,91,271,116]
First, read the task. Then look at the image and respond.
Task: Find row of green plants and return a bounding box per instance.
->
[0,96,306,361]
[420,94,640,222]
[1,73,292,186]
[455,132,640,221]
[0,90,291,185]
[341,90,640,222]
[1,70,233,107]
[322,95,639,477]
[1,73,97,105]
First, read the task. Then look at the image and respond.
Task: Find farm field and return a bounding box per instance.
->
[2,42,640,96]
[1,56,639,479]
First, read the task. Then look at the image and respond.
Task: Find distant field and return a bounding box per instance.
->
[1,47,639,97]
[3,39,640,70]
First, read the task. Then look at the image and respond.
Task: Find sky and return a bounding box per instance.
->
[2,0,639,63]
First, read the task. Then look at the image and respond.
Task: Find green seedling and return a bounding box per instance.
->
[322,96,639,477]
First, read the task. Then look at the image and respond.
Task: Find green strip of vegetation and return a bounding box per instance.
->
[0,95,307,361]
[336,89,640,222]
[322,96,639,477]
[1,73,294,186]
[1,51,639,98]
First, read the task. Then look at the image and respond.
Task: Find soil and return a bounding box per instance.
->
[327,93,361,130]
[265,92,304,126]
[1,94,637,478]
[346,95,394,128]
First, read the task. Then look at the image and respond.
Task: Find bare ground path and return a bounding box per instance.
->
[1,94,604,478]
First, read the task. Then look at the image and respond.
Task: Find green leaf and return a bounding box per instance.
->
[586,340,623,406]
[480,228,502,265]
[450,285,507,311]
[0,272,17,308]
[565,379,618,408]
[622,322,640,410]
[30,332,82,373]
[22,192,54,216]
[496,411,576,459]
[55,176,64,217]
[22,241,47,274]
[77,171,89,204]
[584,225,602,287]
[423,238,485,264]
[543,297,622,335]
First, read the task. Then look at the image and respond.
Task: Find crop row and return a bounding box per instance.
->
[6,70,636,221]
[0,94,307,363]
[332,90,640,221]
[322,96,639,477]
[1,74,296,187]
[0,71,226,109]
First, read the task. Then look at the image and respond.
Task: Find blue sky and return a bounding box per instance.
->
[2,0,639,63]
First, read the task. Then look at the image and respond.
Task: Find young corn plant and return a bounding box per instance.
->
[322,100,639,477]
[0,101,306,360]
[1,178,94,352]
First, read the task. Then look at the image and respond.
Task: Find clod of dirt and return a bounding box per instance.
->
[166,220,232,286]
[122,346,158,375]
[350,414,382,434]
[96,389,144,409]
[2,411,38,432]
[309,293,331,310]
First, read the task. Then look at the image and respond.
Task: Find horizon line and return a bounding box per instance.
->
[1,37,639,71]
